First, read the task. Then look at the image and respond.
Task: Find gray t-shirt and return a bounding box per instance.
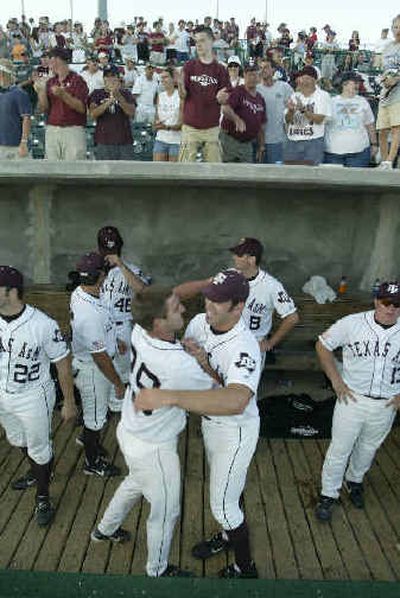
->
[256,80,293,144]
[381,42,400,106]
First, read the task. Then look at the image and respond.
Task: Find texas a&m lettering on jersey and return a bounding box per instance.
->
[0,306,69,393]
[319,310,400,398]
[242,270,297,340]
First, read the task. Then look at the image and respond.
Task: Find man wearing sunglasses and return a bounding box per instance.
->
[315,281,400,522]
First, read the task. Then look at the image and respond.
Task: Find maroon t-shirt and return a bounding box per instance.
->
[46,71,88,127]
[149,32,165,52]
[89,88,135,145]
[183,59,230,129]
[221,85,266,142]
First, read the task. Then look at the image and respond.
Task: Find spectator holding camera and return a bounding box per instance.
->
[284,65,332,165]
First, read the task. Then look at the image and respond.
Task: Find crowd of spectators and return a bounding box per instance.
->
[0,13,400,168]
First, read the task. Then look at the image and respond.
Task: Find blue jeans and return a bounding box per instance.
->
[324,147,371,168]
[283,138,325,165]
[263,142,284,164]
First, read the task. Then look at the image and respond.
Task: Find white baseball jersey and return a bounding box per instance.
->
[184,314,262,426]
[100,262,150,324]
[0,305,69,394]
[70,287,117,362]
[122,324,213,442]
[242,269,297,341]
[319,310,400,399]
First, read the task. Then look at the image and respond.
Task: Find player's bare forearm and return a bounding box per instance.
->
[268,311,299,349]
[136,384,252,416]
[120,262,146,293]
[55,354,77,421]
[92,351,122,388]
[316,340,356,402]
[174,278,211,300]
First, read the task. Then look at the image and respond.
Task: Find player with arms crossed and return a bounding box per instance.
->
[175,238,299,367]
[97,226,151,413]
[315,282,400,522]
[136,269,262,578]
[0,266,76,526]
[91,287,212,577]
[70,252,125,477]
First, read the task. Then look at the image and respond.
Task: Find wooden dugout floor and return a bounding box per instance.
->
[1,413,400,582]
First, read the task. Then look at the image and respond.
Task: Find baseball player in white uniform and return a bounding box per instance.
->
[136,270,262,579]
[0,266,76,526]
[174,237,299,367]
[315,281,400,522]
[91,287,212,577]
[97,226,151,413]
[70,252,125,477]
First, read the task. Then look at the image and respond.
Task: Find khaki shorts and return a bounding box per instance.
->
[179,124,221,163]
[376,101,400,130]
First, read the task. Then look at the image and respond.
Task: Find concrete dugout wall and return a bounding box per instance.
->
[0,162,399,292]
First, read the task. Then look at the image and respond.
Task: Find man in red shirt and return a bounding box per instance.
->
[220,63,266,163]
[178,25,230,162]
[35,48,88,160]
[149,21,166,66]
[88,64,136,160]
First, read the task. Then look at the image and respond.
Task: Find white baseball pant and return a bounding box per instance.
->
[0,381,55,464]
[98,423,181,577]
[108,321,133,413]
[73,359,111,431]
[202,417,260,530]
[321,392,396,499]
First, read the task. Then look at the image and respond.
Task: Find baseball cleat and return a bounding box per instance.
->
[11,471,37,491]
[159,564,195,577]
[91,526,131,543]
[83,458,120,478]
[192,531,231,559]
[344,481,364,509]
[218,562,258,579]
[315,495,336,522]
[35,496,55,527]
[75,433,109,458]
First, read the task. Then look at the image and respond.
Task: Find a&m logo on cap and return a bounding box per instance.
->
[387,283,400,295]
[213,272,227,285]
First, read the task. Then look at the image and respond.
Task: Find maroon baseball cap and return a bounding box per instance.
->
[202,269,249,303]
[76,252,105,275]
[0,266,24,289]
[97,226,124,254]
[376,281,400,301]
[229,237,264,261]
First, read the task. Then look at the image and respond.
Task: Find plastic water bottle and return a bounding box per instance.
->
[338,276,348,295]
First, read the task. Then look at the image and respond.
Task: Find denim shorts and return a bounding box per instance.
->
[153,140,180,158]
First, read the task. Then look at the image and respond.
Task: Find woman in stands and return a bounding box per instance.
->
[324,72,377,167]
[153,67,182,162]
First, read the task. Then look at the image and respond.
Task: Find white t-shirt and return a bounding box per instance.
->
[242,269,297,341]
[132,75,159,108]
[286,88,332,141]
[81,70,104,95]
[156,89,181,145]
[70,287,116,363]
[121,324,212,442]
[185,314,261,427]
[100,262,150,324]
[319,310,400,399]
[0,305,69,394]
[175,30,190,53]
[325,95,374,154]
